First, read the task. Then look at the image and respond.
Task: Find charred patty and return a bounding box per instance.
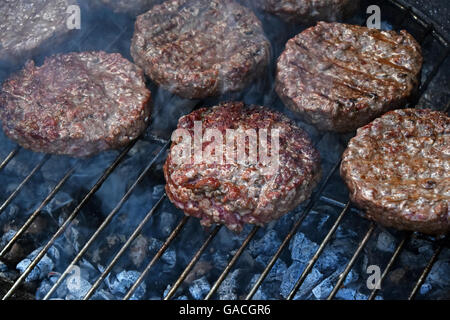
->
[164,101,322,232]
[131,0,271,99]
[276,22,423,132]
[241,0,359,24]
[0,0,77,64]
[0,51,151,157]
[341,108,450,235]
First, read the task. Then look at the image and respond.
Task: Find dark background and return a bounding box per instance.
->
[401,0,450,38]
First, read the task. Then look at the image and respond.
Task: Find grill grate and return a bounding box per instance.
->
[0,0,449,300]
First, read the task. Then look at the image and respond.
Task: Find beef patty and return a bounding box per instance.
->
[164,101,322,232]
[276,22,423,132]
[0,0,77,64]
[131,0,271,99]
[0,51,151,157]
[241,0,358,24]
[341,108,449,235]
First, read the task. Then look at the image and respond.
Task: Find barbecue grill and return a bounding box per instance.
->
[0,0,449,300]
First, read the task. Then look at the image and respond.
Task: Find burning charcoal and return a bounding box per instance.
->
[343,270,359,286]
[16,247,54,282]
[290,268,323,300]
[250,230,282,268]
[65,277,92,300]
[217,269,240,300]
[376,231,396,253]
[78,259,100,280]
[419,283,432,295]
[91,289,116,300]
[157,212,177,238]
[47,246,60,264]
[185,261,213,285]
[42,192,74,215]
[108,270,146,300]
[148,237,176,268]
[315,248,340,272]
[35,279,53,300]
[189,276,211,300]
[176,295,188,300]
[0,204,19,228]
[312,276,334,300]
[427,260,450,287]
[247,274,268,300]
[289,232,318,264]
[129,235,148,267]
[266,259,287,282]
[0,261,7,272]
[280,261,307,298]
[335,224,358,240]
[335,287,366,300]
[280,262,302,298]
[211,250,229,270]
[152,185,165,198]
[163,285,169,297]
[0,230,16,250]
[161,248,176,269]
[216,227,247,253]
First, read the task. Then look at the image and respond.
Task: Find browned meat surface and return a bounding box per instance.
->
[276,22,423,132]
[164,101,322,232]
[0,51,151,157]
[131,0,271,99]
[341,108,449,235]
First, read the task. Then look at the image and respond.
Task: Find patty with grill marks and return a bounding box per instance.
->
[164,102,322,232]
[0,51,151,157]
[241,0,359,24]
[276,22,423,132]
[341,108,449,235]
[131,0,271,99]
[0,0,77,64]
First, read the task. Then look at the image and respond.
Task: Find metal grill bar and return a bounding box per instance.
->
[368,234,410,300]
[327,223,376,300]
[163,225,222,300]
[123,214,190,300]
[287,202,351,300]
[0,154,50,216]
[2,141,136,300]
[0,147,19,172]
[408,241,445,300]
[83,194,166,300]
[205,226,260,300]
[42,141,169,300]
[0,164,79,258]
[245,160,341,300]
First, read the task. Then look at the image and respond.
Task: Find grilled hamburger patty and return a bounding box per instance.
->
[241,0,358,24]
[276,22,423,132]
[0,51,151,157]
[341,108,450,235]
[0,0,77,63]
[164,102,322,232]
[130,0,271,99]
